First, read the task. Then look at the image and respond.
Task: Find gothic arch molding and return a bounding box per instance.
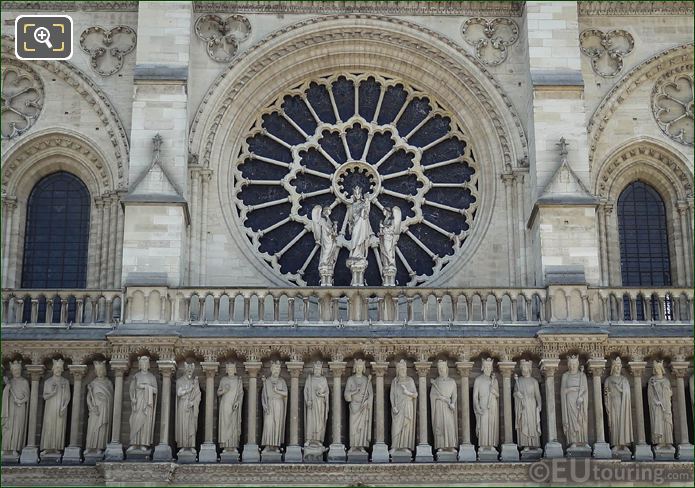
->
[188,15,529,287]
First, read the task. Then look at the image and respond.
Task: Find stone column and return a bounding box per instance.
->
[370,361,390,463]
[242,361,262,462]
[671,361,694,461]
[540,358,563,458]
[105,359,129,461]
[502,173,518,285]
[414,361,433,462]
[587,359,611,458]
[455,359,475,461]
[284,361,304,462]
[100,193,112,288]
[1,197,17,288]
[20,364,44,465]
[499,361,519,461]
[152,360,175,461]
[199,362,219,462]
[628,361,653,461]
[326,360,347,463]
[63,364,88,464]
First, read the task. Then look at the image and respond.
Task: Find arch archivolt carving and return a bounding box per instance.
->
[1,35,129,188]
[188,15,528,287]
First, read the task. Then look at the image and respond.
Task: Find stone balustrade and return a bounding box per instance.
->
[2,286,692,326]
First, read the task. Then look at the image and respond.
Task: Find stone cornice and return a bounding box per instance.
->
[578,1,694,16]
[2,1,138,10]
[192,1,524,16]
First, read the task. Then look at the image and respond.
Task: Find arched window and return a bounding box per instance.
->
[617,180,672,320]
[21,172,91,289]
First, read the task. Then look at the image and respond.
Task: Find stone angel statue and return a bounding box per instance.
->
[378,206,402,286]
[311,205,339,286]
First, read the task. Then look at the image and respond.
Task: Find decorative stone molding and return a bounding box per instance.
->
[579,29,634,78]
[1,59,44,140]
[2,1,138,10]
[192,1,525,16]
[587,42,693,166]
[461,18,519,66]
[1,36,129,186]
[194,15,251,63]
[79,26,137,77]
[652,71,694,147]
[578,1,694,16]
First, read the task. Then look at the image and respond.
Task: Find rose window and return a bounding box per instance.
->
[234,73,479,286]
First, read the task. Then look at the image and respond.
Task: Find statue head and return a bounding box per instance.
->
[270,360,281,377]
[353,359,365,376]
[52,358,64,376]
[9,360,22,378]
[396,359,408,378]
[567,355,580,373]
[383,207,392,218]
[352,186,363,200]
[226,362,237,376]
[437,360,449,378]
[184,362,195,379]
[138,355,150,373]
[94,360,107,378]
[321,206,331,218]
[520,359,532,377]
[312,361,323,377]
[653,360,665,377]
[611,357,623,376]
[481,358,494,376]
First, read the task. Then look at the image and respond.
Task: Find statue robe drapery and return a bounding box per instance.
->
[344,375,372,448]
[40,375,71,450]
[218,376,244,449]
[261,377,287,447]
[2,377,30,452]
[176,376,201,449]
[129,371,158,446]
[514,376,542,448]
[430,376,458,449]
[85,377,113,450]
[560,371,589,445]
[303,374,329,445]
[604,374,633,447]
[390,376,417,450]
[473,374,499,448]
[648,376,674,445]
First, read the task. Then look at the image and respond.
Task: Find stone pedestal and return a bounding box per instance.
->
[261,447,283,463]
[19,446,39,465]
[415,444,434,463]
[283,445,303,463]
[126,446,152,461]
[633,443,654,461]
[611,446,632,461]
[82,449,104,465]
[176,447,198,464]
[304,445,327,463]
[436,449,458,462]
[198,442,218,463]
[327,443,346,463]
[241,444,260,463]
[653,445,675,461]
[371,442,390,463]
[104,442,125,462]
[2,451,20,465]
[346,447,369,464]
[543,441,564,458]
[520,447,543,461]
[677,444,694,461]
[500,443,520,462]
[153,443,173,462]
[457,443,476,462]
[566,444,592,458]
[61,446,82,464]
[592,441,611,459]
[220,448,240,463]
[348,258,367,286]
[390,448,412,463]
[477,446,499,462]
[39,451,63,464]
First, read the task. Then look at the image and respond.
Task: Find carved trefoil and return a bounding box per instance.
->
[461,18,519,66]
[79,26,137,76]
[194,15,251,63]
[579,29,634,78]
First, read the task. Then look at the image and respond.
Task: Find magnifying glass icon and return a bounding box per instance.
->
[33,27,53,49]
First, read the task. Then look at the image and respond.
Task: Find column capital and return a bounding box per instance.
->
[370,361,389,376]
[201,361,219,376]
[156,359,177,375]
[68,364,88,379]
[26,364,45,380]
[109,358,130,374]
[628,361,647,375]
[286,361,304,378]
[498,360,517,377]
[328,361,347,376]
[540,358,560,377]
[244,361,263,376]
[587,358,607,375]
[414,361,431,376]
[670,361,690,378]
[455,360,474,375]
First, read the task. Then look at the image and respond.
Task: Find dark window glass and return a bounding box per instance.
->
[618,181,672,320]
[21,172,90,290]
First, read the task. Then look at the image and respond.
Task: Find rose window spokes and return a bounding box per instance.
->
[1,62,44,140]
[652,73,694,146]
[234,73,479,286]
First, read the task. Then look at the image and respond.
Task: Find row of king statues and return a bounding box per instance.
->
[312,187,402,287]
[2,355,693,463]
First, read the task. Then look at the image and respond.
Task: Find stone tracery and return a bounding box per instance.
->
[652,72,694,146]
[1,60,44,140]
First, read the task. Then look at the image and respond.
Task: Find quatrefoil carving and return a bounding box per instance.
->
[579,29,634,78]
[80,26,137,77]
[461,17,519,66]
[194,15,251,63]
